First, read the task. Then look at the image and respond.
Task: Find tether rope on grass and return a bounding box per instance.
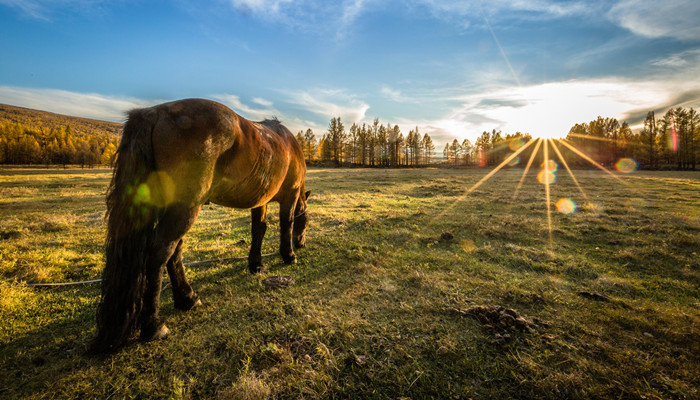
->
[17,250,279,288]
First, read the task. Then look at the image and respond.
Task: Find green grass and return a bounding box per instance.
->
[1,166,699,399]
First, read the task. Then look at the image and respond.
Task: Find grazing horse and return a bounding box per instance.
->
[91,98,310,353]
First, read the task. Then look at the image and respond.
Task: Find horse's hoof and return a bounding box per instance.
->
[282,255,297,265]
[248,263,263,274]
[175,295,202,311]
[144,324,170,342]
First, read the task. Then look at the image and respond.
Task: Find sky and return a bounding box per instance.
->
[1,0,699,146]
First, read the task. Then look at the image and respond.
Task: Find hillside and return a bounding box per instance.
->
[0,103,122,138]
[0,104,122,165]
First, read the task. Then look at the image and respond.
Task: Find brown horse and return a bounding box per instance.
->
[91,98,309,353]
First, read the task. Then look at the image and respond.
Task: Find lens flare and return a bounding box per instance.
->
[541,159,559,172]
[508,155,521,167]
[509,137,525,151]
[555,198,577,214]
[615,158,638,173]
[537,170,556,185]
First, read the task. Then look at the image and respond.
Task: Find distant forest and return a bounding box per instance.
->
[301,108,699,170]
[0,104,120,167]
[1,103,697,170]
[295,117,436,167]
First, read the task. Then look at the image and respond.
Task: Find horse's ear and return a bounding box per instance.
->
[304,190,311,200]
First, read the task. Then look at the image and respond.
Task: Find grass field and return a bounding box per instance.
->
[1,166,699,399]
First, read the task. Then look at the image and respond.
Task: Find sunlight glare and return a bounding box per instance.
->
[549,139,590,203]
[556,198,577,214]
[509,137,525,151]
[541,159,559,172]
[543,140,554,248]
[615,158,638,173]
[537,170,556,185]
[513,138,543,199]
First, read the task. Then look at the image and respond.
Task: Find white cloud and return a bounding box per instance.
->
[211,93,279,122]
[211,93,322,134]
[608,0,700,41]
[252,97,274,107]
[425,75,700,144]
[0,86,155,121]
[287,88,370,124]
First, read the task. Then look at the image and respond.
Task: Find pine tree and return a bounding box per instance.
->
[640,111,657,169]
[304,128,317,163]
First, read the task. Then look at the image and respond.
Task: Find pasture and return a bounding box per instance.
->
[1,166,698,399]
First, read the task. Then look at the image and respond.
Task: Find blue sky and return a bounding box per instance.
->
[1,0,699,145]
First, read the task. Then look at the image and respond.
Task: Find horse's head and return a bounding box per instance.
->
[293,190,311,248]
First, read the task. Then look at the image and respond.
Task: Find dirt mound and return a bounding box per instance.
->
[450,304,544,345]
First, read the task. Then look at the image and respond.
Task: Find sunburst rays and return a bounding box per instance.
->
[433,135,639,251]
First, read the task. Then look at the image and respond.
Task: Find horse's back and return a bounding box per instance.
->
[131,98,305,210]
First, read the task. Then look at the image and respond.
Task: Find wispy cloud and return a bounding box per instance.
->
[223,0,371,38]
[380,85,419,104]
[211,93,279,121]
[608,0,700,41]
[0,0,108,20]
[229,0,293,14]
[252,97,274,107]
[650,49,700,68]
[286,88,370,125]
[212,93,321,134]
[0,86,155,121]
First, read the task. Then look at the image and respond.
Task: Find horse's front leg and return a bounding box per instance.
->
[248,205,267,274]
[279,198,297,265]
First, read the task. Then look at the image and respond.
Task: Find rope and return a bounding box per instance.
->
[15,250,280,288]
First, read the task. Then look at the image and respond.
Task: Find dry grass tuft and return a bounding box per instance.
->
[218,372,271,400]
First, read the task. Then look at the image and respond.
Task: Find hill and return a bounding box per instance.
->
[0,103,122,138]
[0,104,122,165]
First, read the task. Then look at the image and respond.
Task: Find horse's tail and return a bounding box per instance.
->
[90,108,161,353]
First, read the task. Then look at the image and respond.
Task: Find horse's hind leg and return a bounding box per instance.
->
[248,205,267,274]
[166,239,202,311]
[140,204,201,341]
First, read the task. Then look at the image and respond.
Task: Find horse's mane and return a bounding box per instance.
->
[259,117,291,135]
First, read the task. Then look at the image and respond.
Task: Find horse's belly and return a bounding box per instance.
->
[209,176,281,209]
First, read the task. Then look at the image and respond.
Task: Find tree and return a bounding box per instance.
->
[450,139,461,166]
[327,117,346,165]
[640,111,658,169]
[422,133,435,165]
[349,123,359,164]
[460,138,472,165]
[101,142,117,165]
[303,129,317,163]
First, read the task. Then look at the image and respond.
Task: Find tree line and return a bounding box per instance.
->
[294,117,436,167]
[566,107,698,170]
[440,130,534,167]
[0,120,118,167]
[1,103,697,170]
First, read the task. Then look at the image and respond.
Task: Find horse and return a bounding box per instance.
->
[90,98,310,353]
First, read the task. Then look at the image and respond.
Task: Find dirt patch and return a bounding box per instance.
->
[449,304,545,345]
[261,276,295,289]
